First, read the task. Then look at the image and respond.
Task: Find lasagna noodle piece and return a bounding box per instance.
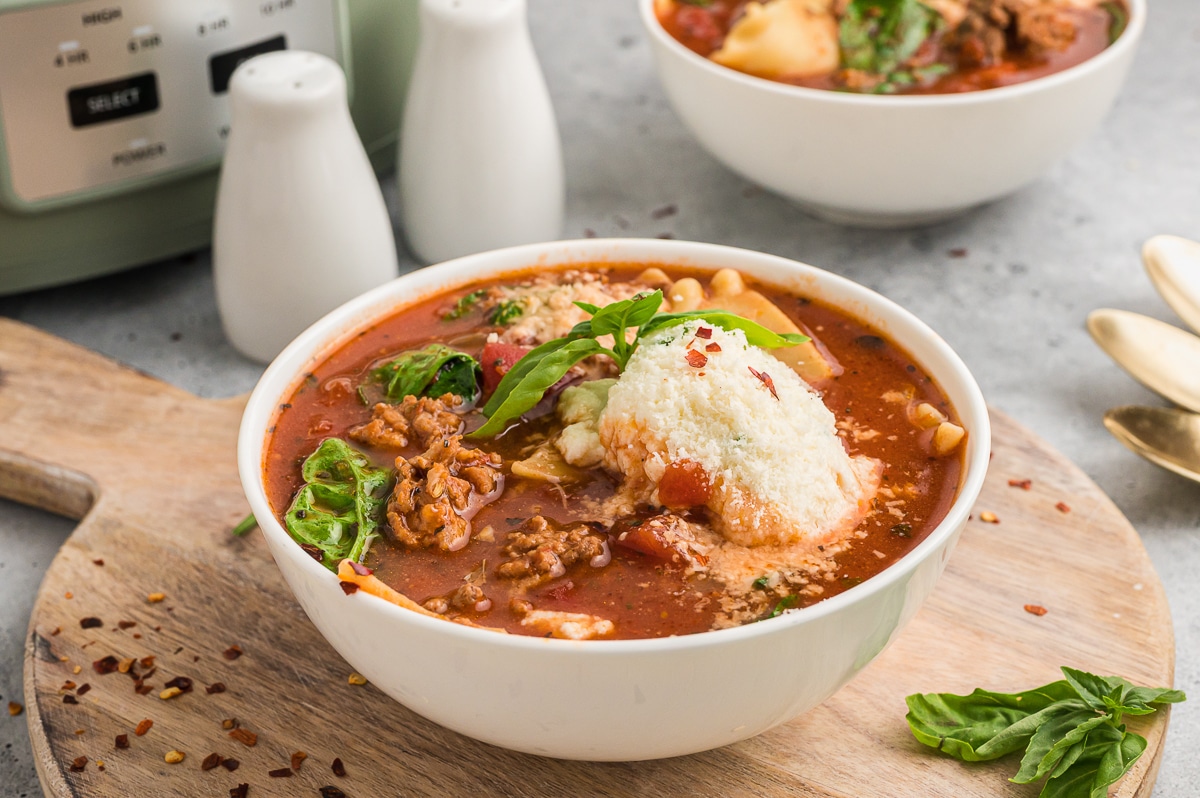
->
[711,0,840,79]
[598,322,880,551]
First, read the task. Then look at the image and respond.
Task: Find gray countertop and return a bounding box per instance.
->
[3,1,1200,795]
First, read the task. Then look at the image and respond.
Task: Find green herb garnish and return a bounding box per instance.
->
[470,290,809,438]
[768,595,800,618]
[489,299,525,326]
[906,668,1185,798]
[1101,1,1128,45]
[231,514,257,537]
[283,438,392,571]
[364,343,481,405]
[443,289,487,321]
[840,0,944,93]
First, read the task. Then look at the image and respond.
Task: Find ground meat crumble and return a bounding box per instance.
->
[496,516,611,587]
[351,394,465,450]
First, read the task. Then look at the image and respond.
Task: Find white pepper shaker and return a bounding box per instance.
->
[399,0,564,264]
[213,51,399,363]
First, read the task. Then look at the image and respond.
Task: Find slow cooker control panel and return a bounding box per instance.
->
[0,0,342,208]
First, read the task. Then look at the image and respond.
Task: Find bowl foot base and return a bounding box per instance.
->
[792,200,980,229]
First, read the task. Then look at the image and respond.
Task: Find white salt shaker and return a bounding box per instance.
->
[399,0,564,264]
[213,51,399,363]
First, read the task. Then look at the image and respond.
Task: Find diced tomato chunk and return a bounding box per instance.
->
[615,524,678,563]
[481,342,532,397]
[657,460,712,508]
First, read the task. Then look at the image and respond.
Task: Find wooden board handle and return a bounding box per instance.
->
[0,318,245,517]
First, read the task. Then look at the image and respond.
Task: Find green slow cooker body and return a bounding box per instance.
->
[0,0,417,295]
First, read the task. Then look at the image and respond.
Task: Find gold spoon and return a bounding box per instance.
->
[1103,406,1200,485]
[1086,309,1200,415]
[1144,235,1200,335]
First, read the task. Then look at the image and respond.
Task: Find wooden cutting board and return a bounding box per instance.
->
[0,318,1174,798]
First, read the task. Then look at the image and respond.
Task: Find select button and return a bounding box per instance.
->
[67,72,159,128]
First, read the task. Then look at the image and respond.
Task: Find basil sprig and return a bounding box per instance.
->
[470,290,808,438]
[906,667,1185,798]
[840,0,944,93]
[364,343,481,405]
[284,438,392,571]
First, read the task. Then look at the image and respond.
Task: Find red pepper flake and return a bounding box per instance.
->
[118,620,136,630]
[705,342,721,352]
[222,758,241,772]
[269,767,294,778]
[69,756,88,772]
[132,633,142,640]
[747,366,779,400]
[221,718,237,730]
[685,349,707,368]
[1008,479,1032,490]
[76,683,91,696]
[1024,604,1049,616]
[115,734,129,749]
[224,644,243,660]
[63,695,78,705]
[201,753,223,771]
[291,751,307,771]
[92,656,119,675]
[135,684,153,695]
[339,581,359,595]
[93,558,104,566]
[948,247,969,258]
[164,676,193,693]
[139,656,156,668]
[229,727,257,747]
[349,561,372,577]
[206,682,227,695]
[300,544,324,562]
[320,788,347,798]
[695,326,712,339]
[1056,502,1071,514]
[62,680,77,690]
[331,757,347,777]
[50,627,61,636]
[230,784,249,798]
[79,617,102,629]
[134,718,153,736]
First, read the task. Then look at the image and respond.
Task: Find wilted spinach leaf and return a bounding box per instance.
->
[284,438,392,571]
[840,0,943,92]
[365,343,481,404]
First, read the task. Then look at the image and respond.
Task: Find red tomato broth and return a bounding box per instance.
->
[263,264,963,639]
[657,0,1121,95]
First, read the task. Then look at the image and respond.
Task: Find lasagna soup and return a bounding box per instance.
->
[264,266,965,640]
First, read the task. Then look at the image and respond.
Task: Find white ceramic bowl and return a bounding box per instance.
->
[238,239,991,760]
[640,0,1145,227]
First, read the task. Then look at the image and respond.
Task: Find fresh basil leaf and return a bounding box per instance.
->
[768,595,799,618]
[472,338,610,438]
[641,310,809,349]
[573,301,602,315]
[480,337,573,417]
[368,343,481,404]
[589,291,664,339]
[1038,724,1143,798]
[1061,668,1186,719]
[284,438,392,570]
[1060,668,1114,712]
[1121,685,1188,711]
[489,299,524,326]
[1012,711,1107,784]
[905,682,1082,761]
[443,289,487,320]
[840,0,942,86]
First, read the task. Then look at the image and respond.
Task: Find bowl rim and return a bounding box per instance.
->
[238,238,991,655]
[638,0,1146,107]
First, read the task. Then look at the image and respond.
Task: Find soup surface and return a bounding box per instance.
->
[264,265,964,640]
[656,0,1126,95]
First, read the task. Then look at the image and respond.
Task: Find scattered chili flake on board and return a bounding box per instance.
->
[229,727,258,747]
[7,702,23,716]
[685,349,707,368]
[64,592,73,599]
[269,767,294,778]
[1008,479,1032,490]
[164,750,185,764]
[73,729,85,735]
[222,758,241,772]
[206,682,227,695]
[159,687,183,700]
[135,684,153,695]
[291,751,308,770]
[50,627,61,636]
[201,753,223,771]
[118,620,136,630]
[139,655,156,668]
[79,617,103,629]
[223,645,243,660]
[979,511,999,523]
[331,757,347,777]
[76,683,91,696]
[347,673,367,686]
[222,718,237,730]
[147,592,166,603]
[339,581,358,595]
[1024,604,1049,616]
[1056,502,1071,514]
[164,676,193,693]
[63,695,78,705]
[69,756,87,772]
[230,784,249,798]
[115,734,129,749]
[320,788,348,798]
[117,657,136,674]
[93,559,104,566]
[72,665,81,674]
[134,718,153,736]
[93,656,119,675]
